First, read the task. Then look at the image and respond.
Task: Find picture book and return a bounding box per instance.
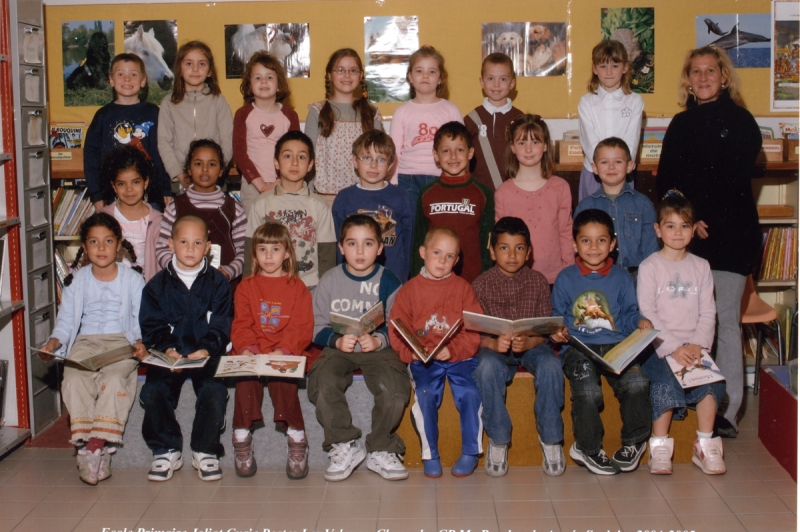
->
[665,350,725,389]
[214,354,307,378]
[567,328,660,374]
[462,311,563,338]
[142,349,209,371]
[49,123,84,149]
[29,345,133,371]
[390,317,463,363]
[330,302,385,337]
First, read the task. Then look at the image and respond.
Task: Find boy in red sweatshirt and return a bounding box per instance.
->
[389,226,483,478]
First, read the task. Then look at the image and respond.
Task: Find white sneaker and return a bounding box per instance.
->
[539,437,565,477]
[97,448,113,482]
[692,437,726,475]
[148,450,182,482]
[76,449,102,486]
[191,451,223,481]
[648,437,674,475]
[366,451,408,480]
[485,438,508,477]
[325,439,366,482]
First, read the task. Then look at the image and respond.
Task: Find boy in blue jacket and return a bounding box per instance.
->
[139,215,233,482]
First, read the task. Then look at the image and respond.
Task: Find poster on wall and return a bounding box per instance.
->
[600,8,654,94]
[224,23,310,79]
[364,16,419,102]
[481,22,567,77]
[123,20,177,104]
[771,0,799,112]
[695,14,771,68]
[62,20,114,107]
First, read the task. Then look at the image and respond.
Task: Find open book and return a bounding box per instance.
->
[390,317,463,363]
[142,349,209,371]
[214,354,307,378]
[330,302,385,337]
[567,328,660,375]
[666,350,725,389]
[29,345,133,371]
[462,311,563,337]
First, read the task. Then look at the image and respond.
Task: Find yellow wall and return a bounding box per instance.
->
[45,0,794,127]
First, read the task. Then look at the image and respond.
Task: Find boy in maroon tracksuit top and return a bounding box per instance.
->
[411,122,494,283]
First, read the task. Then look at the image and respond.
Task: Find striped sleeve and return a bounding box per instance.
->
[220,201,247,279]
[155,202,177,268]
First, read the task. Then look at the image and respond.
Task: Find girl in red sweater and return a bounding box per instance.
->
[230,222,314,479]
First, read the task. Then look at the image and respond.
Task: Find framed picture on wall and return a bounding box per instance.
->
[771,0,799,112]
[61,20,115,107]
[123,20,178,104]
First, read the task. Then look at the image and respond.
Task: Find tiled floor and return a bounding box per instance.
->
[0,392,795,532]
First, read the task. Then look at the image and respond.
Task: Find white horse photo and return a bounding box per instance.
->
[124,25,174,90]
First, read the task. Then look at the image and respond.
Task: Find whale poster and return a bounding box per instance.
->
[695,14,771,68]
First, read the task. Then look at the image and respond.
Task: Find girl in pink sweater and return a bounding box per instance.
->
[494,114,572,284]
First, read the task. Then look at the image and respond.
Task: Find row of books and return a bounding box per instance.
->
[758,227,797,281]
[52,188,96,237]
[53,246,73,305]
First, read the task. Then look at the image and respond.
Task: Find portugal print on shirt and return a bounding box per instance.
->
[572,290,615,334]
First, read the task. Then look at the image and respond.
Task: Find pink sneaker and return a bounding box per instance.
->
[692,437,726,475]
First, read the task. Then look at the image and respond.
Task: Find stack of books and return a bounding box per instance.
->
[758,227,797,281]
[52,188,95,237]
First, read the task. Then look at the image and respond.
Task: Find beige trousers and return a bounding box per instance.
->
[62,334,139,445]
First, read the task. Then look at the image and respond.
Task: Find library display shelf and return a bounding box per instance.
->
[0,300,25,319]
[0,217,20,229]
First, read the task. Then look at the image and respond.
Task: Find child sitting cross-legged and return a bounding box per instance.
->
[389,226,484,478]
[308,214,410,482]
[471,217,565,477]
[550,208,653,475]
[139,214,233,482]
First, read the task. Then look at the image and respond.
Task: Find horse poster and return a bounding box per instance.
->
[124,20,178,104]
[61,20,115,107]
[224,23,310,79]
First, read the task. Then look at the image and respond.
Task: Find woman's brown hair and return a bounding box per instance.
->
[505,114,554,179]
[318,48,376,138]
[586,40,633,95]
[407,45,449,100]
[170,40,221,104]
[677,45,743,108]
[249,221,298,280]
[240,51,291,105]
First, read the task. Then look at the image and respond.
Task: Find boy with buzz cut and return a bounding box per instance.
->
[573,137,659,272]
[411,121,494,283]
[550,208,653,475]
[332,130,415,281]
[389,226,484,478]
[472,217,565,478]
[464,52,523,191]
[139,215,233,482]
[308,214,410,482]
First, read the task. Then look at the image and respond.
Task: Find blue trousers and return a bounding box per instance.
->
[409,358,482,460]
[397,173,438,207]
[472,344,564,445]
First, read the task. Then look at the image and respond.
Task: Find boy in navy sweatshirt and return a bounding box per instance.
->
[550,209,653,475]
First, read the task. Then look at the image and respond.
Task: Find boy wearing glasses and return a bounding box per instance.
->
[332,131,415,281]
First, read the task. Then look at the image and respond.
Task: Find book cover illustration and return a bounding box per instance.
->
[29,345,133,372]
[568,328,660,375]
[330,302,385,337]
[50,123,84,149]
[391,317,463,363]
[462,311,563,337]
[666,350,726,389]
[215,354,307,379]
[142,348,209,371]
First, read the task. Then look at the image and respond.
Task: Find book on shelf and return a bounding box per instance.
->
[29,345,133,371]
[665,350,725,389]
[462,311,563,337]
[758,227,797,281]
[390,317,463,363]
[142,349,209,371]
[567,328,660,375]
[49,123,84,149]
[214,354,306,378]
[330,302,385,337]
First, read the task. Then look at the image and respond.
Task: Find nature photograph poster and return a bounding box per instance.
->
[61,20,114,107]
[123,20,178,104]
[224,23,310,79]
[601,8,655,94]
[364,16,419,102]
[481,22,567,77]
[695,14,772,68]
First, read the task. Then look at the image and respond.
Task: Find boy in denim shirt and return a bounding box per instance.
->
[573,137,659,272]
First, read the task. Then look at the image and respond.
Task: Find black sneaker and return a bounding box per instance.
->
[569,443,618,475]
[611,440,647,472]
[714,415,738,439]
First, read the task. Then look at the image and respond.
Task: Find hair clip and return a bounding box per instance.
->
[662,189,685,200]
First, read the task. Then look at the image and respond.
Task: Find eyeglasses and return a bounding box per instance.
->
[333,67,362,76]
[357,155,389,166]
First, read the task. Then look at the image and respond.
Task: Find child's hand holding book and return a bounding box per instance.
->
[672,343,703,368]
[550,326,570,344]
[132,341,148,361]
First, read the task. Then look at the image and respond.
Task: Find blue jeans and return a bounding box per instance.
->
[641,351,726,422]
[397,173,438,207]
[561,345,651,455]
[472,345,564,445]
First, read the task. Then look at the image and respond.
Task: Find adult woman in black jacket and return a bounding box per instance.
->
[656,45,762,438]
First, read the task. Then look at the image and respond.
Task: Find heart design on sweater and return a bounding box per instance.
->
[260,124,275,138]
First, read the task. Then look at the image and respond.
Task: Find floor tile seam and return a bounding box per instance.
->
[677,512,750,531]
[719,493,797,515]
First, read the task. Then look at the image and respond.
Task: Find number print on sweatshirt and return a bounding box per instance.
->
[356,206,398,246]
[411,123,438,147]
[571,290,616,334]
[266,209,317,273]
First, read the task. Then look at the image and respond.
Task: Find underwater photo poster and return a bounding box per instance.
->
[364,16,419,102]
[696,14,771,68]
[601,8,654,94]
[771,0,799,112]
[62,20,114,107]
[224,23,310,79]
[481,22,567,77]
